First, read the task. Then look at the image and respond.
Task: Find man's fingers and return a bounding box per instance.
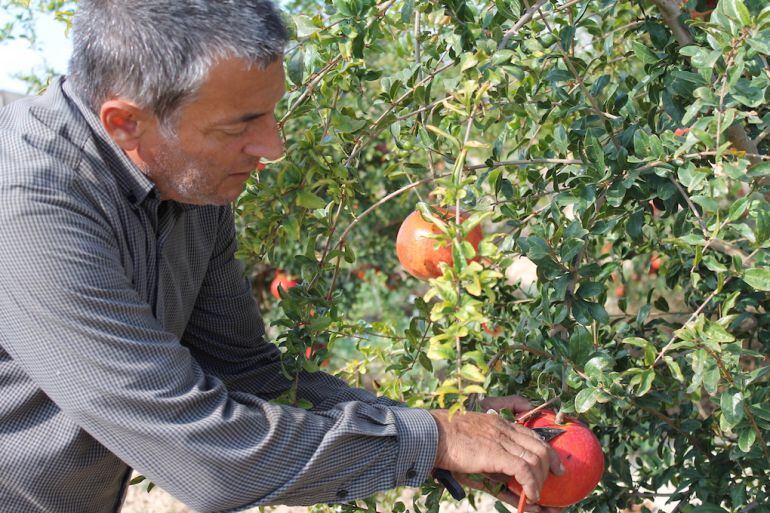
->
[495,437,541,501]
[548,446,565,476]
[480,395,533,414]
[506,427,553,481]
[506,422,565,478]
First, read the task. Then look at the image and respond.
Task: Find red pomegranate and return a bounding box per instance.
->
[396,208,483,281]
[270,271,298,299]
[482,323,502,337]
[508,410,604,507]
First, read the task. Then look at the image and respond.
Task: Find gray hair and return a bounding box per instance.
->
[68,0,288,126]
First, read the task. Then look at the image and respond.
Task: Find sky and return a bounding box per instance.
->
[0,10,72,94]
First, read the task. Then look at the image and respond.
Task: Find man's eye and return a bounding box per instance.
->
[221,126,247,136]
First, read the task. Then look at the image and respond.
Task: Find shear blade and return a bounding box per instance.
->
[532,426,566,442]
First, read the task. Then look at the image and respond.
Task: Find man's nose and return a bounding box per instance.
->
[243,117,284,161]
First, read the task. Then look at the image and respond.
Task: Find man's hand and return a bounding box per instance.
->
[429,395,564,506]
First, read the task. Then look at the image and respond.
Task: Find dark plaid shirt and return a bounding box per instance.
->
[0,77,437,513]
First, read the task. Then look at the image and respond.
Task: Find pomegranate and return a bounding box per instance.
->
[508,410,604,507]
[270,270,298,299]
[649,255,662,275]
[482,323,502,337]
[396,208,483,281]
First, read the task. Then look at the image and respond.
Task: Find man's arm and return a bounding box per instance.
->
[179,208,566,508]
[181,205,403,409]
[0,179,436,512]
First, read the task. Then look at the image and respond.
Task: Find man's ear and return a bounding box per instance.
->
[99,100,152,152]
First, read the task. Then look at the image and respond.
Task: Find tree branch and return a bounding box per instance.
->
[499,0,550,49]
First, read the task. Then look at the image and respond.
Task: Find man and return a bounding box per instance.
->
[0,1,563,512]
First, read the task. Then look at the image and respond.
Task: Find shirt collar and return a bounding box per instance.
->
[59,76,158,208]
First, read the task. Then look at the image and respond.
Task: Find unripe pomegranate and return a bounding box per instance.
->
[508,410,604,507]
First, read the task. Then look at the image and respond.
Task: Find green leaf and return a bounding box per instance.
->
[587,302,609,324]
[460,363,487,383]
[750,404,770,421]
[572,299,592,325]
[575,388,598,413]
[727,197,749,223]
[703,321,735,344]
[738,428,756,452]
[720,390,744,429]
[756,211,770,246]
[623,337,648,348]
[286,50,305,86]
[495,501,512,513]
[464,384,487,395]
[722,0,751,26]
[747,365,770,386]
[577,281,603,299]
[632,41,658,64]
[678,166,709,191]
[731,78,765,108]
[629,368,655,396]
[461,52,479,72]
[293,14,320,38]
[400,0,414,23]
[129,475,146,485]
[425,124,461,150]
[743,268,770,291]
[748,162,770,178]
[585,133,606,174]
[520,236,550,261]
[419,352,433,372]
[295,190,327,210]
[560,237,585,262]
[569,326,593,366]
[748,32,770,55]
[664,356,685,383]
[626,209,644,241]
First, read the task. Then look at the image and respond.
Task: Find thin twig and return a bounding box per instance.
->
[279,56,342,125]
[516,397,561,423]
[332,173,449,254]
[499,0,550,49]
[753,125,770,146]
[670,176,708,234]
[654,249,759,366]
[466,158,583,170]
[344,60,455,166]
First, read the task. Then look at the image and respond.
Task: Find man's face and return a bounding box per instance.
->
[138,57,286,205]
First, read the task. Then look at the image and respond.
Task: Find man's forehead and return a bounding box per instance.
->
[191,57,286,121]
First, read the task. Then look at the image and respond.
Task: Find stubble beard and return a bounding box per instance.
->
[143,132,232,206]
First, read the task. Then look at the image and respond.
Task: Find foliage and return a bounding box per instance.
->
[243,1,770,511]
[5,0,770,512]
